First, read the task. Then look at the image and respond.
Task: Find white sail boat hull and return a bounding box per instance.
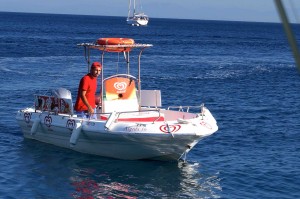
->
[127,15,149,26]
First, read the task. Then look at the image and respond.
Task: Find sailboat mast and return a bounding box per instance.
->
[133,0,136,15]
[128,0,131,18]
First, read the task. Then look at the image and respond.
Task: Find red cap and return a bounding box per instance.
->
[91,62,102,68]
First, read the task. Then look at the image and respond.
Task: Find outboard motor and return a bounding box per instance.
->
[52,88,72,99]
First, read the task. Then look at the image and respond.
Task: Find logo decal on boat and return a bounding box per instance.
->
[125,125,147,132]
[200,121,212,129]
[114,82,127,92]
[24,113,31,123]
[159,124,181,133]
[66,119,76,130]
[44,115,52,128]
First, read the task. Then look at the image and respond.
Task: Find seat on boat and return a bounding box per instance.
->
[102,76,139,113]
[139,90,161,108]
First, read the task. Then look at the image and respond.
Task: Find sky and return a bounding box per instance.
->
[1,0,300,23]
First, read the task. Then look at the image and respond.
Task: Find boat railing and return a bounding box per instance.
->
[118,109,162,122]
[103,74,137,82]
[167,104,205,116]
[77,43,153,50]
[98,109,163,127]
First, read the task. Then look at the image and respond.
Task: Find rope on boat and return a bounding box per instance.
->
[178,151,187,162]
[165,123,174,138]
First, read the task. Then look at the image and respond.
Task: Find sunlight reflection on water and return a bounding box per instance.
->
[69,160,221,198]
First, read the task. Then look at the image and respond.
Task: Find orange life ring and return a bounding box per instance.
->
[97,38,135,45]
[96,38,135,52]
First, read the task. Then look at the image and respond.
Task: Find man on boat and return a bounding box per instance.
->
[74,62,102,119]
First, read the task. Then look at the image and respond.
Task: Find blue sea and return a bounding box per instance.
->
[0,12,300,199]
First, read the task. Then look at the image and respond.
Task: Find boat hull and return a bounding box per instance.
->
[16,109,218,161]
[127,18,148,26]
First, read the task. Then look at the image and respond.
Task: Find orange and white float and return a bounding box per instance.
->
[96,38,135,52]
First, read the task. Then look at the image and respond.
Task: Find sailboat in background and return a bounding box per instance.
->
[127,0,149,26]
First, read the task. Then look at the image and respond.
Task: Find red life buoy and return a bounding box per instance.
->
[97,38,135,45]
[96,38,135,52]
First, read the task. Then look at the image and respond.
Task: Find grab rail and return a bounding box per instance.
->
[167,104,204,112]
[100,109,162,124]
[118,109,162,124]
[103,74,137,81]
[168,104,205,119]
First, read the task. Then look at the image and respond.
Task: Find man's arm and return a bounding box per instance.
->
[80,90,94,114]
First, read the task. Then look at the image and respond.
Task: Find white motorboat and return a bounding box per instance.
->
[16,37,218,161]
[127,0,149,26]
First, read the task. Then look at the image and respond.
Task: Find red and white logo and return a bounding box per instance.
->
[114,82,127,92]
[159,124,181,133]
[200,121,212,129]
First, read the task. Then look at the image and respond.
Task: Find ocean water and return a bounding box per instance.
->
[0,12,300,198]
